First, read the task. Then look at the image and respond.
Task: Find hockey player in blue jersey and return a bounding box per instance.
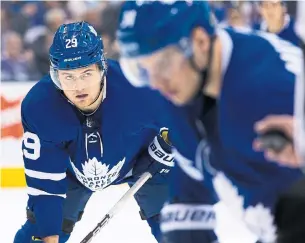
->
[13,21,175,243]
[117,1,304,242]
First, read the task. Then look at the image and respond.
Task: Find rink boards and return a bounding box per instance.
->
[1,82,34,187]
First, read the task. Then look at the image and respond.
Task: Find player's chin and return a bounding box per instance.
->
[171,98,187,106]
[74,100,90,109]
[171,93,196,106]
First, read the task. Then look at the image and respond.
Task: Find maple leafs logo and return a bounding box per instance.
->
[108,158,126,176]
[213,172,276,242]
[82,157,110,176]
[244,204,276,243]
[71,157,126,191]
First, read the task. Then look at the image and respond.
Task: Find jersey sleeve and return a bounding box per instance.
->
[160,149,218,243]
[158,104,218,242]
[21,98,69,238]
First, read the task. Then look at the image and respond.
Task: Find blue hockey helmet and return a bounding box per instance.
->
[49,21,107,89]
[117,0,215,87]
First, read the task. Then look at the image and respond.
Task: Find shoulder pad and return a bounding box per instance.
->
[21,75,79,143]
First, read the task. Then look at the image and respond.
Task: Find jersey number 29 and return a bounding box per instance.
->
[65,37,78,48]
[23,132,41,160]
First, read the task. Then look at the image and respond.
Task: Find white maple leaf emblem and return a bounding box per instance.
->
[108,158,125,176]
[82,157,109,176]
[244,204,276,243]
[213,172,244,220]
[70,157,126,191]
[213,172,276,242]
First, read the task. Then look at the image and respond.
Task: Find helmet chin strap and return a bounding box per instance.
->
[188,35,216,101]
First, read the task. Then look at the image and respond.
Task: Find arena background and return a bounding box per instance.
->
[0,1,300,184]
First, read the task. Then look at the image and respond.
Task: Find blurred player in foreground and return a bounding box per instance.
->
[117,1,304,242]
[13,21,174,243]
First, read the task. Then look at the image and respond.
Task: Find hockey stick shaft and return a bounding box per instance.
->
[80,172,152,243]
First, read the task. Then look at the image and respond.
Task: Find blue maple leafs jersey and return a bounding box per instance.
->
[159,28,304,243]
[150,94,219,241]
[21,60,164,237]
[206,29,304,242]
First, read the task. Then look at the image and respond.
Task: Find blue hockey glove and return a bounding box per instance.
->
[132,128,174,182]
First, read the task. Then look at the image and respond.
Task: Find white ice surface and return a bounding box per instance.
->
[0,187,259,243]
[0,185,157,243]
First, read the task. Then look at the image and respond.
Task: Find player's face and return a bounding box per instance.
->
[135,28,210,106]
[138,48,202,105]
[58,64,102,109]
[260,1,285,24]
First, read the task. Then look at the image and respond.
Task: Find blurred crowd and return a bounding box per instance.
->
[1,0,122,81]
[0,0,300,81]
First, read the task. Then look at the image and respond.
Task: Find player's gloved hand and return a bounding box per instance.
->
[132,128,174,182]
[160,202,218,243]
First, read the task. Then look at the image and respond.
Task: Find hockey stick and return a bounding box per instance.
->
[80,172,152,243]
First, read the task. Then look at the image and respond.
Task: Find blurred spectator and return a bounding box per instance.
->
[239,1,259,27]
[215,2,252,32]
[209,1,227,23]
[100,3,122,60]
[255,0,302,46]
[1,31,38,81]
[24,8,68,76]
[82,7,105,34]
[45,7,68,32]
[1,1,124,81]
[3,0,300,82]
[66,1,89,21]
[24,7,67,45]
[1,2,31,37]
[226,3,250,30]
[20,2,45,27]
[43,1,66,10]
[30,30,55,77]
[1,8,8,49]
